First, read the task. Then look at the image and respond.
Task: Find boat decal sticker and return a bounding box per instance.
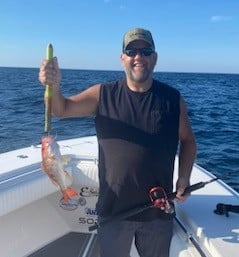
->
[79,186,99,197]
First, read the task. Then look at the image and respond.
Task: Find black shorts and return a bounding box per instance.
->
[97,218,173,257]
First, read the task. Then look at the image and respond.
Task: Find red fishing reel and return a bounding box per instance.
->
[149,187,174,214]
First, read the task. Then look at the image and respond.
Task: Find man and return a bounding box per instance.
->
[39,28,196,257]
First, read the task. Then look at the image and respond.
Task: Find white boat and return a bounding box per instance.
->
[0,135,238,257]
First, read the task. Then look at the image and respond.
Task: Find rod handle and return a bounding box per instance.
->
[168,182,206,200]
[44,44,53,132]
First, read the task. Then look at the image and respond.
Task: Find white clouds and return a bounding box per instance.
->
[210,16,232,22]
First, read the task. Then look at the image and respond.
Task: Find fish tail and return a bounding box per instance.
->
[62,187,78,202]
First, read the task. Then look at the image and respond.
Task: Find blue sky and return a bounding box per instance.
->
[0,0,238,73]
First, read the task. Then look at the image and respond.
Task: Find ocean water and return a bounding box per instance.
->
[0,67,238,192]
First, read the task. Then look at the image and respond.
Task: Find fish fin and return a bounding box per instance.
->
[64,170,73,185]
[61,155,71,165]
[62,187,78,202]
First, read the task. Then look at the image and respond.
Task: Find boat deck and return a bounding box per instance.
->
[28,232,99,257]
[1,136,239,257]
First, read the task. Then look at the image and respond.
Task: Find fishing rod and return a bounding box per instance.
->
[167,177,218,200]
[88,176,218,232]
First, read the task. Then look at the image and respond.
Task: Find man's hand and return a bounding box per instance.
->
[39,57,61,88]
[175,177,190,202]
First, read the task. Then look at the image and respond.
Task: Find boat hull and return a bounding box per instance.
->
[0,136,238,257]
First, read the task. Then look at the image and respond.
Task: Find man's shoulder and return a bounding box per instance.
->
[153,79,180,95]
[100,79,125,92]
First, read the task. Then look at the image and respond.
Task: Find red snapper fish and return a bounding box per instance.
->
[41,135,78,203]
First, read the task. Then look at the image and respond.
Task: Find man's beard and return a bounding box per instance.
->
[125,68,152,84]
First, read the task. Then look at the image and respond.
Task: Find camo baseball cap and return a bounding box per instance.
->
[123,28,155,51]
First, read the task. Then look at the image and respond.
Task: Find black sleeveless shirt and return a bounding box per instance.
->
[95,79,180,221]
